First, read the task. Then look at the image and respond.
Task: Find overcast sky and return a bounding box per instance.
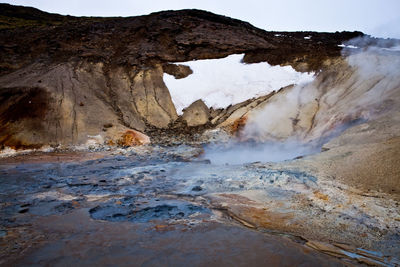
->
[2,0,400,38]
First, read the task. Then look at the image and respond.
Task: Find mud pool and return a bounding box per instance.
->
[1,145,399,266]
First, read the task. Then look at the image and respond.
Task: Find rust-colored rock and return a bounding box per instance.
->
[230,115,247,135]
[117,130,150,147]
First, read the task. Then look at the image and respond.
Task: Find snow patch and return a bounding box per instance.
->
[338,44,358,49]
[163,54,314,114]
[304,36,312,40]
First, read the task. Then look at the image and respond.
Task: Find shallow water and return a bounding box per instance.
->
[12,209,344,267]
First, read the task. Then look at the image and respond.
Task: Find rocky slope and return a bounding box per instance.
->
[0,3,362,149]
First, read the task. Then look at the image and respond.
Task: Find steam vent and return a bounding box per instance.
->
[1,3,400,266]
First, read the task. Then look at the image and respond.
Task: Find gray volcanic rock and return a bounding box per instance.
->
[181,99,210,127]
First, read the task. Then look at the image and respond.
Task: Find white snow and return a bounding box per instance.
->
[163,54,315,114]
[304,36,312,40]
[338,44,358,49]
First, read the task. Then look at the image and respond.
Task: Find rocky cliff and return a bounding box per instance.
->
[0,3,362,148]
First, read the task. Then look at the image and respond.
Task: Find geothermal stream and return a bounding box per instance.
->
[1,49,400,266]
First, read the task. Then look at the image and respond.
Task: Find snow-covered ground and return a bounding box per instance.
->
[163,54,315,114]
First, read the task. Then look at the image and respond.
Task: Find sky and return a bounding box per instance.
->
[1,0,400,38]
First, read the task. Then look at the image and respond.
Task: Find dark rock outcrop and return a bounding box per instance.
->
[163,64,193,79]
[0,4,363,74]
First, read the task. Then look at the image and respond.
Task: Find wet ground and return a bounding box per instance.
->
[1,145,399,266]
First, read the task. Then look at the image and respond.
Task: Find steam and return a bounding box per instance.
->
[203,36,400,165]
[343,35,400,51]
[203,139,319,165]
[241,83,317,142]
[341,36,400,117]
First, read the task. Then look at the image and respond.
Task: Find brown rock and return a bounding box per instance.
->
[181,100,210,127]
[230,116,248,134]
[130,65,178,128]
[163,64,193,79]
[0,4,362,76]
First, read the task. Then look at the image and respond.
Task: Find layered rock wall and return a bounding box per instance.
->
[0,62,176,148]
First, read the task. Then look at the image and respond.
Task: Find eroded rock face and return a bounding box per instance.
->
[130,65,178,128]
[0,86,52,148]
[181,100,210,127]
[0,62,169,148]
